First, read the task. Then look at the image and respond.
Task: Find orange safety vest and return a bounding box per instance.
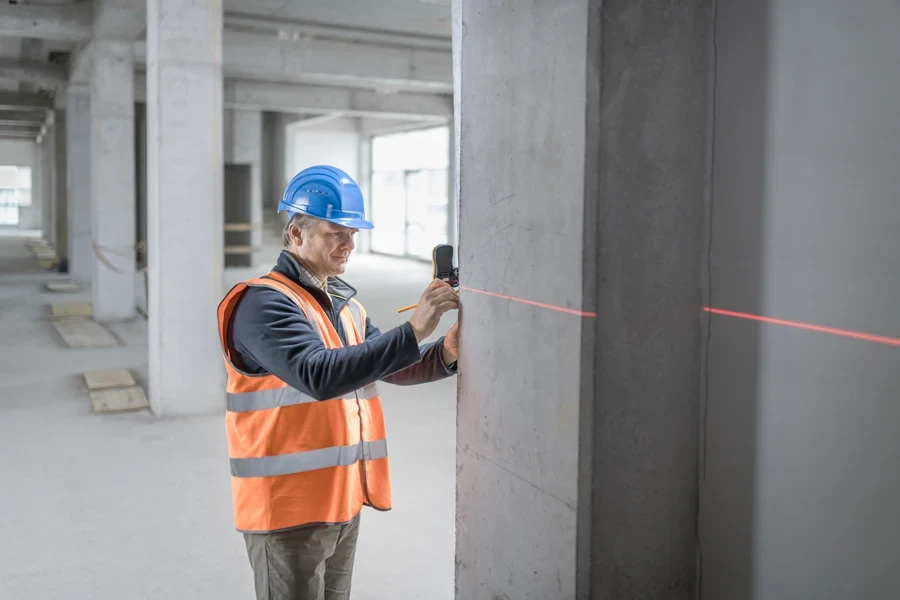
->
[216,271,392,533]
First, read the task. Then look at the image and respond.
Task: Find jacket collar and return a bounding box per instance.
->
[271,250,358,305]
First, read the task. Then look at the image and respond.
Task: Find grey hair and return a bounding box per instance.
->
[283,213,318,247]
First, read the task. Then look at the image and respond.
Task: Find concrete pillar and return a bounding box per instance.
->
[90,40,136,321]
[67,85,92,284]
[41,118,56,247]
[454,1,710,599]
[147,0,224,416]
[54,109,68,271]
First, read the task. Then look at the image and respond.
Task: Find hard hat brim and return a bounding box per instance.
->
[326,216,375,230]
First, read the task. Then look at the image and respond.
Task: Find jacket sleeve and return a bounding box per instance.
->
[364,318,458,386]
[230,286,424,400]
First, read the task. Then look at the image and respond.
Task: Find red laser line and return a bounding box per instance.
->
[459,286,598,318]
[705,307,900,347]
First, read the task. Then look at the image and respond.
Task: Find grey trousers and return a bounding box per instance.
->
[243,514,361,600]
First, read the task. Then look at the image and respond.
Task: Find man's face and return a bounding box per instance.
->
[293,219,358,278]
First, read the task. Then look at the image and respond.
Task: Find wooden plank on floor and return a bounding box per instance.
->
[52,320,119,348]
[83,369,137,390]
[49,302,92,319]
[46,281,80,293]
[90,386,149,414]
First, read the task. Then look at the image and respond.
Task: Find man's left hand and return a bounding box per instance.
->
[441,321,459,365]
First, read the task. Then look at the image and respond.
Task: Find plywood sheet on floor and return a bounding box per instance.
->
[89,386,149,414]
[49,302,92,319]
[84,369,137,390]
[46,281,80,293]
[52,320,118,348]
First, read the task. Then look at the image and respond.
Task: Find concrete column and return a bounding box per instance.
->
[66,85,92,284]
[41,118,56,247]
[454,2,710,599]
[91,40,136,321]
[54,109,68,272]
[147,0,224,416]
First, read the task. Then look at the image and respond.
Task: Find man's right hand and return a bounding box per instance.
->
[409,279,459,342]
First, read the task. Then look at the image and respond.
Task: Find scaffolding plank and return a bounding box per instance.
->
[52,320,118,348]
[49,302,92,319]
[90,386,149,414]
[83,369,137,390]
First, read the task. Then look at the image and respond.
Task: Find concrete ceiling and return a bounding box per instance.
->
[0,0,452,140]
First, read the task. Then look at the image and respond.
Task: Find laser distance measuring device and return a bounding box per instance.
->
[397,244,459,313]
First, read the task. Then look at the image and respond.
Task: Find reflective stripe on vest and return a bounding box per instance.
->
[217,271,392,533]
[226,383,380,413]
[231,439,389,478]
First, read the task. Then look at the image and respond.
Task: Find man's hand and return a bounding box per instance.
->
[441,321,459,365]
[409,279,459,342]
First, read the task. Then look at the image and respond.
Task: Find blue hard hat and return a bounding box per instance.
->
[278,165,374,229]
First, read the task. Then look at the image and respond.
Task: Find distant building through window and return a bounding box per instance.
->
[370,126,450,261]
[0,166,32,226]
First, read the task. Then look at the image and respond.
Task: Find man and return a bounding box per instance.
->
[216,165,459,600]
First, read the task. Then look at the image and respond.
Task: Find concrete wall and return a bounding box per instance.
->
[224,109,263,264]
[0,140,36,229]
[268,112,307,226]
[701,1,900,599]
[288,117,361,183]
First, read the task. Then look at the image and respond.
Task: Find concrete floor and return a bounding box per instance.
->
[0,232,457,599]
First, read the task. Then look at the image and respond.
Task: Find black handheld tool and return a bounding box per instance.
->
[431,244,459,288]
[397,244,459,313]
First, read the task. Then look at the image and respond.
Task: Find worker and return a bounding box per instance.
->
[216,165,460,600]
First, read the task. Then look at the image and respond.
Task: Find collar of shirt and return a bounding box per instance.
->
[296,263,328,295]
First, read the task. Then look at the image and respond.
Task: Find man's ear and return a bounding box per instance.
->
[289,223,303,246]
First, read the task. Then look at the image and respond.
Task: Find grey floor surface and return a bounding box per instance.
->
[0,230,457,600]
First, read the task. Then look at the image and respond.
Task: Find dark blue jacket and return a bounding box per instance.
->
[227,251,457,400]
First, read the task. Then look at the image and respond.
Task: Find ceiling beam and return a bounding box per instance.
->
[0,59,67,88]
[133,30,452,94]
[0,92,54,112]
[0,3,92,42]
[223,12,452,51]
[0,121,42,129]
[0,129,39,139]
[359,117,441,137]
[226,81,452,121]
[135,76,451,121]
